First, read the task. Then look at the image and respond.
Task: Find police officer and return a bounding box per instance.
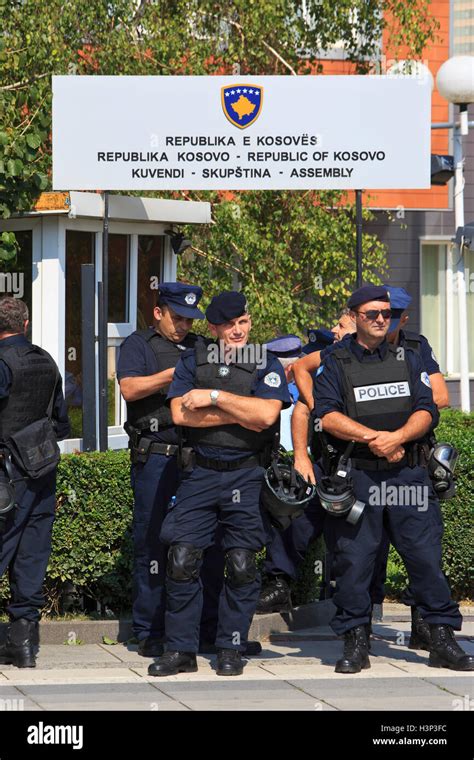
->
[0,297,70,668]
[313,285,472,673]
[117,283,224,657]
[148,291,290,677]
[292,288,450,635]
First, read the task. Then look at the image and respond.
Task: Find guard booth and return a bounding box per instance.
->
[0,191,211,452]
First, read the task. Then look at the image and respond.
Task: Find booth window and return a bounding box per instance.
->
[137,235,163,329]
[108,234,129,322]
[65,230,95,438]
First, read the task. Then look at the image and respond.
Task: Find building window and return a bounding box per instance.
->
[65,230,95,438]
[137,235,163,329]
[421,241,474,375]
[453,0,474,55]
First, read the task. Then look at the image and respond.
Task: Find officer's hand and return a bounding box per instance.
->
[366,431,403,458]
[294,455,316,484]
[284,364,295,383]
[385,446,405,463]
[181,389,212,410]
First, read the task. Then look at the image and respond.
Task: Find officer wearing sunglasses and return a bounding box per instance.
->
[311,284,472,674]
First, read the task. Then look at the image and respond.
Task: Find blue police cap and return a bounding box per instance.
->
[384,285,412,332]
[205,291,248,325]
[157,282,205,319]
[263,334,302,358]
[347,285,390,310]
[302,328,335,354]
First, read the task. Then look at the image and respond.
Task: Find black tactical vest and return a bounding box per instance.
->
[186,343,280,451]
[0,343,58,440]
[324,343,414,459]
[126,329,199,433]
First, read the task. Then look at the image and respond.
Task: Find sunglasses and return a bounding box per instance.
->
[356,308,392,321]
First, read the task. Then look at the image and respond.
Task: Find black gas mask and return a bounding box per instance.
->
[428,443,458,500]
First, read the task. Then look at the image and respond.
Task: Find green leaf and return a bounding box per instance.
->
[26,133,41,149]
[102,636,118,645]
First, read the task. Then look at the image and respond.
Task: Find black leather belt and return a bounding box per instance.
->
[194,453,262,471]
[351,456,409,471]
[147,442,178,457]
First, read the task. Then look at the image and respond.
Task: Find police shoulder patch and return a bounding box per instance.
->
[421,371,431,387]
[264,371,281,388]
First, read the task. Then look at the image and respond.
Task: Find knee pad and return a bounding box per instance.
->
[225,548,258,588]
[167,543,203,582]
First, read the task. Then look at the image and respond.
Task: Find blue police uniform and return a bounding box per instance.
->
[313,287,462,670]
[0,333,69,667]
[117,283,224,651]
[152,292,290,675]
[319,288,444,610]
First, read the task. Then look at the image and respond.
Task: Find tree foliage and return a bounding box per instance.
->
[179,190,387,341]
[0,0,439,297]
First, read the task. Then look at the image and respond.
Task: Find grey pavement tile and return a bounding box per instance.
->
[314,696,461,711]
[35,644,125,667]
[19,682,187,711]
[154,678,324,710]
[0,684,43,711]
[287,676,456,699]
[421,676,474,698]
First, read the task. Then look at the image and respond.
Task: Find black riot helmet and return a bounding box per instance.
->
[261,457,317,531]
[315,441,365,525]
[428,442,458,500]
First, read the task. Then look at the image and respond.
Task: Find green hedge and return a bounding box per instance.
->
[0,409,472,616]
[0,449,134,616]
[385,409,474,601]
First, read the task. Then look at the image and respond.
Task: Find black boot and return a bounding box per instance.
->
[408,607,431,651]
[428,625,474,671]
[137,638,164,657]
[256,575,292,615]
[216,648,243,676]
[0,619,38,668]
[335,626,371,674]
[148,651,197,677]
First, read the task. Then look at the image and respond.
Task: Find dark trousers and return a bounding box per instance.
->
[324,465,462,635]
[161,465,266,653]
[0,465,56,622]
[131,453,224,642]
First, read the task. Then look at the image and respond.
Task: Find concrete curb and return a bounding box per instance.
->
[1,602,471,645]
[0,601,336,645]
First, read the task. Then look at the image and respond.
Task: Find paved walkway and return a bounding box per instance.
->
[0,620,472,711]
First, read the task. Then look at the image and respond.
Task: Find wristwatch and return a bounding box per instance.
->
[210,390,220,406]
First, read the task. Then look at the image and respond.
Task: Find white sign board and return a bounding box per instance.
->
[52,75,431,191]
